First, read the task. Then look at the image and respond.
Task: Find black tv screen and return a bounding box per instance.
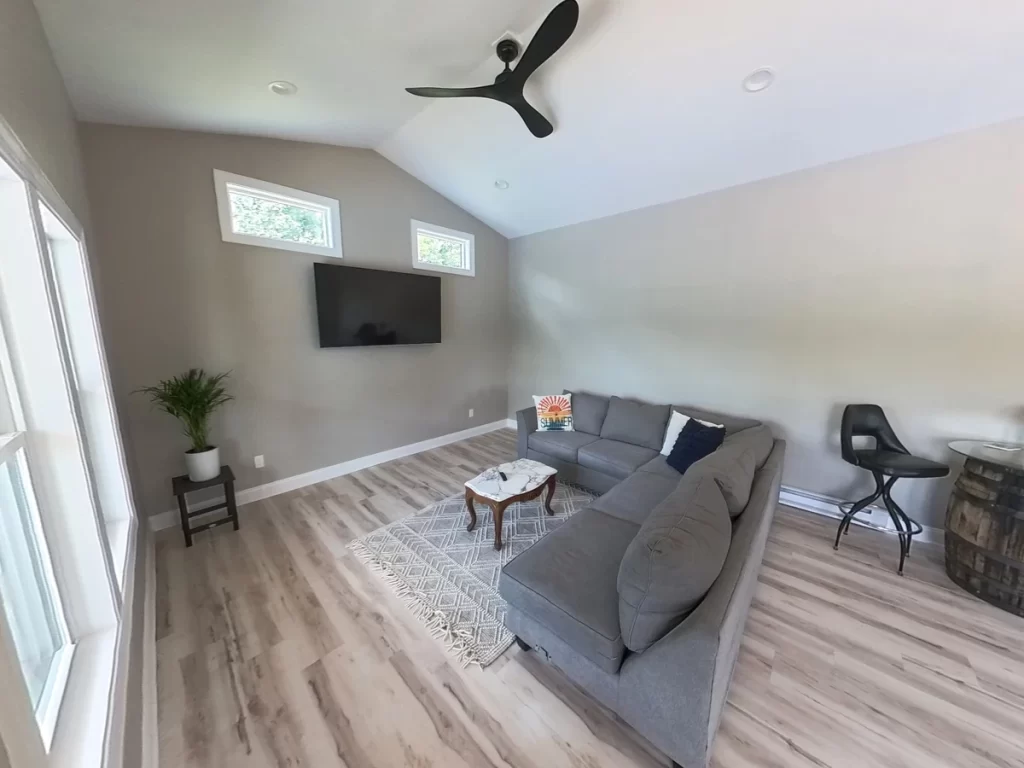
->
[314,263,441,348]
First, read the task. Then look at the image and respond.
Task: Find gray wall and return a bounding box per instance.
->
[79,124,510,519]
[509,118,1024,528]
[0,1,145,766]
[0,0,90,224]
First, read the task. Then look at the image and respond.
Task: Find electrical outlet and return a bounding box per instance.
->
[468,408,474,418]
[254,454,265,469]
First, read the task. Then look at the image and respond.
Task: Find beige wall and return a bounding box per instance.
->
[79,124,510,519]
[0,0,89,224]
[509,118,1024,528]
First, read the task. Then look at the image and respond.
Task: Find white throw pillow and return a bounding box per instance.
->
[533,394,574,432]
[660,410,724,455]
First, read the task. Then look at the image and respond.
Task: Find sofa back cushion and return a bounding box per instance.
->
[617,472,732,652]
[567,390,611,435]
[600,396,671,451]
[690,425,774,518]
[671,404,761,435]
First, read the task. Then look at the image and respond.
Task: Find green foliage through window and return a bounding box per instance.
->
[417,232,467,269]
[229,190,328,246]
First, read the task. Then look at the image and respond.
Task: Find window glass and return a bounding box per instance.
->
[0,444,70,713]
[228,186,329,246]
[417,231,468,269]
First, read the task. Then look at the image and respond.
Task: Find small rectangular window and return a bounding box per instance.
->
[411,220,475,276]
[213,170,342,258]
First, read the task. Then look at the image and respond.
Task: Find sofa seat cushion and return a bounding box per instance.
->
[528,430,600,463]
[637,454,681,479]
[600,396,672,451]
[578,439,659,480]
[617,472,732,652]
[590,472,680,526]
[500,509,638,673]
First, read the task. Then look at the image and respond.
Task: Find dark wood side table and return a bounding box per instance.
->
[172,465,239,547]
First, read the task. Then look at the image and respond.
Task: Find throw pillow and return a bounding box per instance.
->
[660,410,725,456]
[533,394,574,432]
[666,418,725,474]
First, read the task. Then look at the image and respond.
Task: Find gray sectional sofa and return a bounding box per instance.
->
[502,392,785,768]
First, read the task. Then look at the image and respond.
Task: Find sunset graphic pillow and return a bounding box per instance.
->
[534,394,574,432]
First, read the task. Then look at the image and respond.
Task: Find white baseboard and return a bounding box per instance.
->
[505,417,517,429]
[149,420,511,531]
[779,485,944,545]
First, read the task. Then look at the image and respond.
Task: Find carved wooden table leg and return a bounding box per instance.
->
[465,487,478,532]
[493,499,511,550]
[543,474,557,515]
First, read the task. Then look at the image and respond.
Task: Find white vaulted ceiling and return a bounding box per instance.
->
[34,0,1024,237]
[32,0,555,147]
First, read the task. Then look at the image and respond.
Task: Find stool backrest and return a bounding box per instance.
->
[840,404,909,465]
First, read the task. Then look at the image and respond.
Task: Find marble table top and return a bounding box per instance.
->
[465,459,556,502]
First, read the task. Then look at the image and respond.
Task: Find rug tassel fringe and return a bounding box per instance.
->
[349,540,489,667]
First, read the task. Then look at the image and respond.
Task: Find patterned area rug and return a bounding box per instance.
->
[349,482,596,667]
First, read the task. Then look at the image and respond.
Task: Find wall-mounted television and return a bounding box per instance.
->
[314,263,441,348]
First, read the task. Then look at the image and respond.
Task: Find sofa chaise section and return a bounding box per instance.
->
[500,509,637,674]
[506,392,785,768]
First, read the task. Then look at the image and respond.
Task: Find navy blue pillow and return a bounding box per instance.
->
[666,419,726,475]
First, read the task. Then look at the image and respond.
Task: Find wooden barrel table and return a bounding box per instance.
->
[944,440,1024,617]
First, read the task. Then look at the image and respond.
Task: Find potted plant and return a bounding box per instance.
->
[138,368,233,482]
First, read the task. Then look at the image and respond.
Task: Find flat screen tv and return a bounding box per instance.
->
[314,263,441,347]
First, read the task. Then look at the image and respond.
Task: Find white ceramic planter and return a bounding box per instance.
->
[185,446,220,482]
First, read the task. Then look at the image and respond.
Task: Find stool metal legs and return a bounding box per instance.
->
[833,471,884,548]
[834,472,923,575]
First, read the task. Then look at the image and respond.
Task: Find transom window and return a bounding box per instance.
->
[213,170,342,258]
[411,220,475,276]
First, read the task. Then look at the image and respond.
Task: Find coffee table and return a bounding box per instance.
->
[464,459,558,550]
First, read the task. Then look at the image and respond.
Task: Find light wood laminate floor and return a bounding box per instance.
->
[156,429,1024,768]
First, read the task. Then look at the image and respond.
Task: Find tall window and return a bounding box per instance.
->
[0,429,73,740]
[0,127,135,768]
[411,219,475,276]
[213,169,343,258]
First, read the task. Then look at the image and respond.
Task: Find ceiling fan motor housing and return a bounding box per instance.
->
[496,38,520,64]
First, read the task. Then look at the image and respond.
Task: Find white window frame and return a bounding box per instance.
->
[213,169,342,258]
[411,219,475,277]
[0,115,139,768]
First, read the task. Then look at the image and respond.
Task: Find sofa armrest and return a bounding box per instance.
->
[616,440,786,768]
[516,406,537,458]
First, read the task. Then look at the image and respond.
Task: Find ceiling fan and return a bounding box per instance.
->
[405,0,580,138]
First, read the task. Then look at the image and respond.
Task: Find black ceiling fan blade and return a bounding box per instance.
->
[406,85,495,99]
[504,95,554,138]
[511,0,580,84]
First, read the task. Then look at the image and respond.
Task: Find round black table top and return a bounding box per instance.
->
[949,440,1024,471]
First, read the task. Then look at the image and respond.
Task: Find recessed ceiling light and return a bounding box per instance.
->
[742,67,775,93]
[494,179,510,190]
[268,81,298,96]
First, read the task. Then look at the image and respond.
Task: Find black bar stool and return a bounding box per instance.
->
[834,404,949,574]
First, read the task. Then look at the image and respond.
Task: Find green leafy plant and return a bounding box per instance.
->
[137,369,232,453]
